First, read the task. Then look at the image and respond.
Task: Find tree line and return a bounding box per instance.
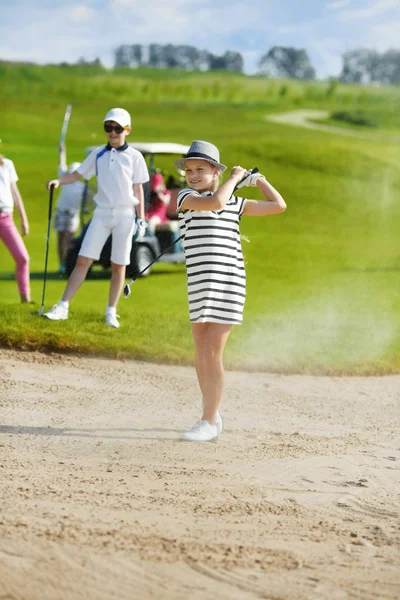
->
[115,44,244,73]
[76,44,400,85]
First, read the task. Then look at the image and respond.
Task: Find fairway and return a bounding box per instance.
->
[1,350,399,600]
[1,64,400,373]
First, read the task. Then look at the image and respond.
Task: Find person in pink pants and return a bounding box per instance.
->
[0,154,31,302]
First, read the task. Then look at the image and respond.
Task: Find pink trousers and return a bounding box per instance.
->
[0,212,30,297]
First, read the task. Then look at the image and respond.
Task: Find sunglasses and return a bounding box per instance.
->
[104,123,128,134]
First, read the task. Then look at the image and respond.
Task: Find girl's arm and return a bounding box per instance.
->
[180,166,247,211]
[242,176,286,216]
[11,182,29,236]
[133,183,145,219]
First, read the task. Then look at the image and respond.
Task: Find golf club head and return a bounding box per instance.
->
[123,284,131,298]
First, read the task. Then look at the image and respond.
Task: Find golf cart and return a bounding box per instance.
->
[65,142,189,278]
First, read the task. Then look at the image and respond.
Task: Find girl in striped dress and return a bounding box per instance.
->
[175,140,286,442]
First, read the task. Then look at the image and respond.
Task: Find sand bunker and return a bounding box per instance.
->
[0,349,399,599]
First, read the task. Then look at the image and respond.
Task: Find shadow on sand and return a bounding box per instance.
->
[0,424,181,441]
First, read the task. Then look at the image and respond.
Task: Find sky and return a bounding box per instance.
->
[1,0,399,78]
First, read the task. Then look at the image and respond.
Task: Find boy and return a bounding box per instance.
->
[44,107,149,328]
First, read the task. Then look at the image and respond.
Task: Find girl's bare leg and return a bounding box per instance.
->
[191,322,233,424]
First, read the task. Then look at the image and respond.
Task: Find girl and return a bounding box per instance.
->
[0,152,31,303]
[53,142,85,274]
[175,140,286,442]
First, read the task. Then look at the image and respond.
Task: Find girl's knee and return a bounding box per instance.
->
[16,252,29,268]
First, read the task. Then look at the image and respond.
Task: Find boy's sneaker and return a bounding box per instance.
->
[43,303,68,320]
[182,420,219,442]
[215,411,223,435]
[105,310,120,329]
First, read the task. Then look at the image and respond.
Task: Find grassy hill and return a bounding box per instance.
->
[1,62,400,373]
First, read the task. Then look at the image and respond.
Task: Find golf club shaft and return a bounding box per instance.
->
[60,104,72,144]
[126,236,182,286]
[39,185,55,314]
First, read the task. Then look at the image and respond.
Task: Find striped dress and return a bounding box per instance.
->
[177,188,247,324]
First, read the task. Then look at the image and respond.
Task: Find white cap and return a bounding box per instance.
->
[103,108,131,128]
[68,162,81,173]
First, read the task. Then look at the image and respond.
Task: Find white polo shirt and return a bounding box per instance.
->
[0,158,18,213]
[77,143,149,209]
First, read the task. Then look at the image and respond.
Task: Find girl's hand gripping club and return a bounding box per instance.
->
[235,167,260,189]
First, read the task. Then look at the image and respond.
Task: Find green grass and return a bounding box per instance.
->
[1,62,400,374]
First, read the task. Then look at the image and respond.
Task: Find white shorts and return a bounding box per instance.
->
[54,210,80,233]
[79,206,136,266]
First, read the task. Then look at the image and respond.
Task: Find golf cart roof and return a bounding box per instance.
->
[85,142,190,155]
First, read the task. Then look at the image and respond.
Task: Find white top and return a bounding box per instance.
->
[77,143,149,209]
[56,167,85,214]
[0,158,18,213]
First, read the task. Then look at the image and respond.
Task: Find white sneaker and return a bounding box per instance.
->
[182,420,219,442]
[200,407,223,435]
[215,411,223,435]
[43,303,68,320]
[105,311,120,328]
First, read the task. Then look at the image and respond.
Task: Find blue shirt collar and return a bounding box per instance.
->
[105,142,129,152]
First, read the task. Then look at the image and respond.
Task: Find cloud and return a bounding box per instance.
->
[309,37,345,78]
[325,0,357,9]
[276,18,322,34]
[70,5,96,22]
[358,18,400,50]
[337,0,400,20]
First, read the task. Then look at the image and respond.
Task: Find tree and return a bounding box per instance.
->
[380,50,400,85]
[340,49,380,84]
[113,43,243,72]
[114,44,143,68]
[76,57,103,68]
[340,48,400,85]
[258,46,316,80]
[148,44,166,68]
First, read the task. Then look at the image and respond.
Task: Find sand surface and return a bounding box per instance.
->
[0,349,399,600]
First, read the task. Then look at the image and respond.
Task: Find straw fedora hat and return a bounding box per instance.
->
[174,140,227,172]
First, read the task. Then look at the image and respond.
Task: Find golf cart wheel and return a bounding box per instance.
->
[127,244,154,278]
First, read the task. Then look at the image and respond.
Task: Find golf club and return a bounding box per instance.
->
[60,104,72,145]
[124,167,259,298]
[36,105,73,315]
[38,184,55,315]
